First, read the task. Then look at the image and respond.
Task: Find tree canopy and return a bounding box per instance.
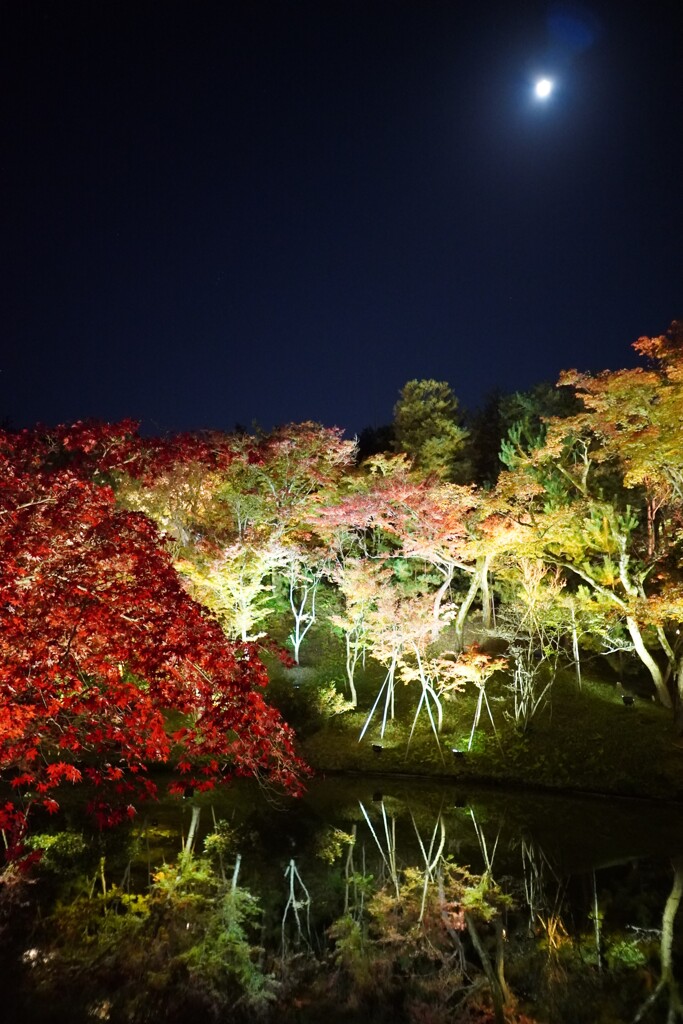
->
[392,379,469,481]
[0,422,306,849]
[3,321,683,858]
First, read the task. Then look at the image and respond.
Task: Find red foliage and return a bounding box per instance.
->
[0,422,307,849]
[314,471,481,571]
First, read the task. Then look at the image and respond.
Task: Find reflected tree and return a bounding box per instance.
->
[633,856,683,1023]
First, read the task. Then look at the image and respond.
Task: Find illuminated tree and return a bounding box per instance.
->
[495,559,570,730]
[120,422,354,660]
[328,558,383,707]
[393,379,469,480]
[361,588,448,744]
[314,462,491,649]
[392,480,491,645]
[560,322,683,558]
[0,422,305,850]
[114,431,239,551]
[438,645,507,749]
[228,423,354,659]
[495,324,683,707]
[281,546,327,665]
[177,541,288,642]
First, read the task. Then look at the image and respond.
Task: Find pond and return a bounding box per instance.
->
[2,775,683,1024]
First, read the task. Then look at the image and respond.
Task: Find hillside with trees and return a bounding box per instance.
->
[3,322,683,849]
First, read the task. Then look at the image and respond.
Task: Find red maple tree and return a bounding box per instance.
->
[0,421,306,858]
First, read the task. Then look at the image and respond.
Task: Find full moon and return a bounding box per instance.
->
[534,78,554,99]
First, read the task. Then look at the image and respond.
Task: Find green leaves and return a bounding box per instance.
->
[393,379,469,481]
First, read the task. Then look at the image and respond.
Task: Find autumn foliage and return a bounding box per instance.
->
[3,321,683,864]
[0,422,306,851]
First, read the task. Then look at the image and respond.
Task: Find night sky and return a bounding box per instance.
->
[2,0,681,436]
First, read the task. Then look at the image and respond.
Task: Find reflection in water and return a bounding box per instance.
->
[282,858,312,951]
[633,858,683,1023]
[1,777,682,1023]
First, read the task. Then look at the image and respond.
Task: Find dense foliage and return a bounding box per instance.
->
[2,321,683,859]
[0,422,305,855]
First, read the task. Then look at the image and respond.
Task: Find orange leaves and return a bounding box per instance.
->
[437,645,508,690]
[553,324,683,511]
[0,702,37,744]
[316,472,482,573]
[633,320,683,368]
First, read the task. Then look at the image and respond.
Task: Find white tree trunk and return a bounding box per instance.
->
[626,616,672,708]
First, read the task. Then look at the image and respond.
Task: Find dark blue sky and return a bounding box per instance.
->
[1,0,681,435]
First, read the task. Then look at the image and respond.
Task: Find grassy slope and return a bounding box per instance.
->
[265,624,683,802]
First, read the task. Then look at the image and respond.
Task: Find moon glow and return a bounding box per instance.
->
[534,78,554,99]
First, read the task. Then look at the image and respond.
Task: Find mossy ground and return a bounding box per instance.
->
[264,624,683,802]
